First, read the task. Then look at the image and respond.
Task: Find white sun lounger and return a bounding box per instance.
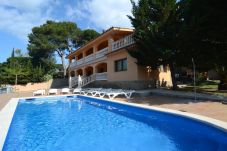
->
[80,88,107,97]
[122,90,135,99]
[102,89,135,99]
[79,88,135,99]
[73,88,82,94]
[95,88,112,98]
[104,89,125,99]
[33,89,45,96]
[90,88,103,96]
[48,89,58,95]
[61,88,70,94]
[80,88,97,95]
[80,88,89,95]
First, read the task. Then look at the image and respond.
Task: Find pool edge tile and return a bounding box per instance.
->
[0,98,19,151]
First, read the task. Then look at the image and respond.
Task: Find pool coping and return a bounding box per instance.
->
[0,94,227,150]
[0,98,19,150]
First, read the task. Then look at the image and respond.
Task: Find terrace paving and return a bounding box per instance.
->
[0,91,227,122]
[117,95,227,122]
[0,92,33,110]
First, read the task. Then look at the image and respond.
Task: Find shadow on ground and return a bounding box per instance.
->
[125,94,221,106]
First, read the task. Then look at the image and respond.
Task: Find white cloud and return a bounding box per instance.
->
[0,0,56,41]
[0,0,138,41]
[67,0,137,30]
[0,0,52,11]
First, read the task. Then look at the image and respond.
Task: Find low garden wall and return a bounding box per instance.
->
[12,79,53,92]
[12,78,69,92]
[85,80,156,90]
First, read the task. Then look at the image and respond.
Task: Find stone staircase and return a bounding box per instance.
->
[70,73,107,88]
[51,78,69,88]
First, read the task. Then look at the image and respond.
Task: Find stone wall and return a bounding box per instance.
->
[13,79,53,92]
[12,78,69,92]
[85,80,155,90]
[50,78,68,88]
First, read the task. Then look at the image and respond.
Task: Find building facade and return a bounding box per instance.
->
[67,27,172,89]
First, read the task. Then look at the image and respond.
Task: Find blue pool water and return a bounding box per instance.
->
[3,96,227,151]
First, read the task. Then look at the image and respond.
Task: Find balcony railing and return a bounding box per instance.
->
[70,61,77,68]
[96,47,108,59]
[77,59,83,65]
[85,54,94,63]
[112,34,135,51]
[70,48,108,68]
[96,72,107,80]
[70,34,135,69]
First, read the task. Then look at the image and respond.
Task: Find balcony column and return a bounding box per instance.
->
[82,67,85,77]
[91,64,96,81]
[69,74,72,88]
[82,52,85,64]
[73,56,76,62]
[108,37,114,52]
[93,45,97,59]
[68,59,71,70]
[74,70,78,77]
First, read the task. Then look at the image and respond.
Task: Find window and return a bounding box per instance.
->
[115,58,127,72]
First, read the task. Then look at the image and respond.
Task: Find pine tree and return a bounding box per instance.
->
[11,48,15,58]
[128,0,181,89]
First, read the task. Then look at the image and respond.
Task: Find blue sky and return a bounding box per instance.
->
[0,0,135,63]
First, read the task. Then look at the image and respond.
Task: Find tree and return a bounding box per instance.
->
[15,49,23,57]
[28,21,100,77]
[28,21,80,77]
[128,0,181,89]
[178,0,227,88]
[11,48,15,58]
[3,58,29,85]
[77,29,100,46]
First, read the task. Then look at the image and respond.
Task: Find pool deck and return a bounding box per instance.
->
[1,91,227,123]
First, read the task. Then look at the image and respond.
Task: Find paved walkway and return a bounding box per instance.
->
[149,89,227,101]
[0,92,33,110]
[1,91,227,122]
[116,95,227,122]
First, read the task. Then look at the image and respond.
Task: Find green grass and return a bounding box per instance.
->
[178,80,227,97]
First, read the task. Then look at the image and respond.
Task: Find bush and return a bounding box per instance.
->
[195,73,207,85]
[53,72,64,79]
[43,74,52,81]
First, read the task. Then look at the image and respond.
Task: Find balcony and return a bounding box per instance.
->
[70,61,77,67]
[96,47,108,59]
[77,59,83,65]
[84,54,94,63]
[70,48,108,68]
[69,34,135,69]
[112,34,135,51]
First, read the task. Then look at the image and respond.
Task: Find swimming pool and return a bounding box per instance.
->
[2,95,227,151]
